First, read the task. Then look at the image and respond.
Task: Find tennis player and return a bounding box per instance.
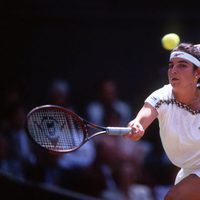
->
[125,42,200,199]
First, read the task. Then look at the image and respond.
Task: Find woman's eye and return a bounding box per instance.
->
[168,64,173,69]
[178,64,187,68]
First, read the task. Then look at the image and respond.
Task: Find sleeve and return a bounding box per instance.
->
[144,84,171,113]
[145,89,162,108]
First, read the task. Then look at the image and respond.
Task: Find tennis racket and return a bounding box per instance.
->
[25,105,132,153]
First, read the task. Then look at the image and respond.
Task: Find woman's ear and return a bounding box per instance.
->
[195,68,200,79]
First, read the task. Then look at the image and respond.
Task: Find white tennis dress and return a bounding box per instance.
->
[145,84,200,184]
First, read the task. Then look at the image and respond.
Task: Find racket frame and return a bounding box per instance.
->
[25,105,108,153]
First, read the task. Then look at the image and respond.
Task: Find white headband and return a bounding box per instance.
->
[170,51,200,68]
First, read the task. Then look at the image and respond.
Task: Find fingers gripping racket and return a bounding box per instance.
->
[26,105,132,153]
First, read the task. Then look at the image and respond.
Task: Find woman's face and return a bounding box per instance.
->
[168,58,199,90]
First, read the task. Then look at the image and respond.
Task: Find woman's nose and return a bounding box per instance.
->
[170,65,178,74]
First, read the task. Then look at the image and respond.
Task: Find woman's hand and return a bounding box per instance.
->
[123,120,145,141]
[123,103,157,141]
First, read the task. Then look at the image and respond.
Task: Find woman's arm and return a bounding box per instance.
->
[124,102,158,141]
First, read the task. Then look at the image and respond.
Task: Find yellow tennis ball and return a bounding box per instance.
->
[161,33,180,50]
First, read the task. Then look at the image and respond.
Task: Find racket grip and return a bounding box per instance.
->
[106,127,132,135]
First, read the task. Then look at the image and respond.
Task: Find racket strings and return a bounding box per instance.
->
[27,109,85,151]
[62,113,85,148]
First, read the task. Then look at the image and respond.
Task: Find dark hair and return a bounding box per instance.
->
[172,43,200,61]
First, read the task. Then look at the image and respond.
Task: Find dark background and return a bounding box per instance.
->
[1,0,200,111]
[1,1,200,199]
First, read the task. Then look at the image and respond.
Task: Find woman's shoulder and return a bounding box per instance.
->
[149,84,172,98]
[145,84,173,106]
[156,84,172,93]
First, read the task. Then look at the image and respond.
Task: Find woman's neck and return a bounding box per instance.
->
[173,87,200,110]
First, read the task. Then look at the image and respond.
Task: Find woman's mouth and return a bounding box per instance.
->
[171,77,179,81]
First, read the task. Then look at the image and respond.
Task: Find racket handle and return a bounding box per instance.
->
[106,127,132,135]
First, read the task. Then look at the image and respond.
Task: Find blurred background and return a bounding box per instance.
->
[0,1,200,199]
